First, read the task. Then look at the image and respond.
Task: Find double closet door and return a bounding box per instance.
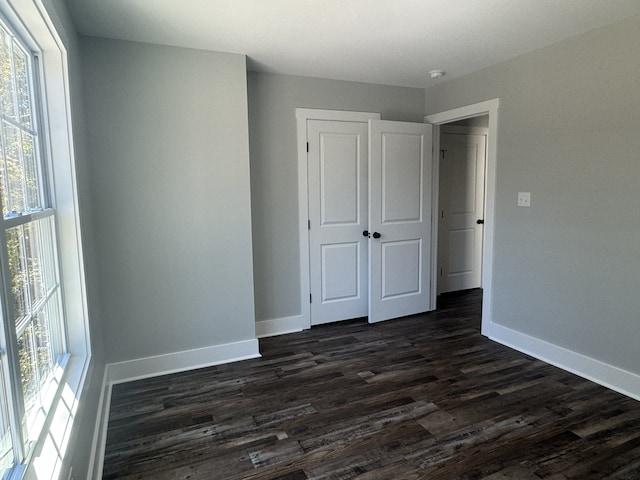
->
[306,117,433,325]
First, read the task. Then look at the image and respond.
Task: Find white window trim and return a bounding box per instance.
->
[0,1,91,479]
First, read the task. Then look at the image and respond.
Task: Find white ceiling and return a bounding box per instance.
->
[65,0,640,88]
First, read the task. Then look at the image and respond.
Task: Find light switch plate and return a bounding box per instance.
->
[517,192,531,207]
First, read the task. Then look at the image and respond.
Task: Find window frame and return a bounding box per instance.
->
[0,0,91,479]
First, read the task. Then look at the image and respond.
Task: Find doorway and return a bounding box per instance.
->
[437,121,487,294]
[425,99,499,336]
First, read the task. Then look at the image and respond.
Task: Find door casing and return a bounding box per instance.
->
[297,109,380,330]
[297,99,499,333]
[425,98,500,336]
[298,110,432,328]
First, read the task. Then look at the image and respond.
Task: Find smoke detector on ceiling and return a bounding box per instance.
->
[429,70,446,79]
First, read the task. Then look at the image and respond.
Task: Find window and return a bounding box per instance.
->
[0,11,70,478]
[0,1,91,478]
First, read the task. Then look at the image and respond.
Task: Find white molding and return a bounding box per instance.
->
[295,108,380,122]
[425,98,500,334]
[105,339,260,385]
[256,315,304,338]
[428,129,440,311]
[296,108,380,330]
[88,369,111,480]
[425,99,499,125]
[488,323,640,402]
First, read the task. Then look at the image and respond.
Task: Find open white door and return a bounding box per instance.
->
[438,131,486,293]
[368,120,433,323]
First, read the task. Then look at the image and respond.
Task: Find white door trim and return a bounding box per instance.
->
[296,108,381,330]
[425,98,499,336]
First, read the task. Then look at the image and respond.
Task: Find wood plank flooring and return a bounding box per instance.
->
[103,290,640,479]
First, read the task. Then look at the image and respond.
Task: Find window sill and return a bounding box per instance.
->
[21,352,91,480]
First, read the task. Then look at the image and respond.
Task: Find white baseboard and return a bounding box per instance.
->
[488,322,640,401]
[88,370,112,480]
[256,315,304,338]
[88,338,261,479]
[105,338,260,384]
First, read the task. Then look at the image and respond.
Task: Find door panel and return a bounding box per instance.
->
[382,134,423,222]
[448,229,475,273]
[438,133,486,293]
[382,240,421,297]
[321,242,359,301]
[308,120,368,325]
[321,134,359,225]
[368,120,433,323]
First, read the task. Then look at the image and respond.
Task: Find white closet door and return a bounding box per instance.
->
[308,120,369,325]
[368,120,433,323]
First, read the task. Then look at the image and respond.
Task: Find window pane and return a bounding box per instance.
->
[0,27,15,119]
[19,309,56,414]
[40,216,56,291]
[20,295,61,443]
[35,303,57,384]
[25,220,46,306]
[0,122,41,217]
[12,46,31,129]
[2,121,24,216]
[8,217,59,326]
[17,324,36,405]
[0,30,41,218]
[6,224,27,320]
[21,132,40,211]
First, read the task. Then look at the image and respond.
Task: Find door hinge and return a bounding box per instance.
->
[308,219,311,230]
[440,149,447,159]
[440,268,443,277]
[306,142,309,153]
[310,293,312,303]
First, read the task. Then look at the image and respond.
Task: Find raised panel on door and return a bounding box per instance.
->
[368,120,433,323]
[438,133,486,293]
[308,120,368,325]
[321,242,359,301]
[382,133,422,223]
[381,239,421,297]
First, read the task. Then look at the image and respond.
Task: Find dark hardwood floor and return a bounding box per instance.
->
[103,290,640,479]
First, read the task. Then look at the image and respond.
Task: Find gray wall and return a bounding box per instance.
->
[425,14,640,374]
[80,38,256,362]
[248,73,425,323]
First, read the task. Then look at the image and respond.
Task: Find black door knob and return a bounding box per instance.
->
[372,232,381,239]
[476,219,484,225]
[363,230,370,238]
